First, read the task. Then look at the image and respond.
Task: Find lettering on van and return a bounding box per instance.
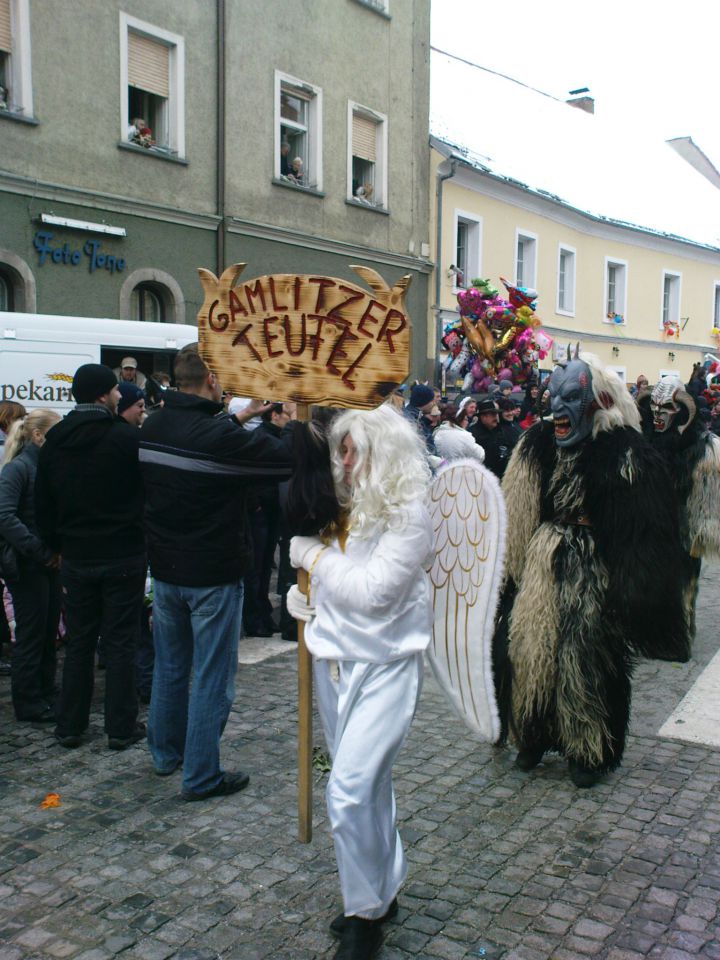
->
[197,263,412,410]
[1,375,73,403]
[33,231,126,275]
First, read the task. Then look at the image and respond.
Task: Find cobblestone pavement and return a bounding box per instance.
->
[1,567,719,960]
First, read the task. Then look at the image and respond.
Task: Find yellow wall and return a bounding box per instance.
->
[430,148,720,385]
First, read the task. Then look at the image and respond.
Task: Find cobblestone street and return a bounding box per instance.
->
[1,566,719,960]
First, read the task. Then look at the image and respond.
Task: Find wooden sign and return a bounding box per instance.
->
[197,263,412,408]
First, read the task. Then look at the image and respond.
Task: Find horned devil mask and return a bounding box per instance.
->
[549,356,595,447]
[650,376,696,435]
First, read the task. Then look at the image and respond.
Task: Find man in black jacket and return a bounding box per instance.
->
[469,396,519,479]
[139,345,295,801]
[35,363,146,751]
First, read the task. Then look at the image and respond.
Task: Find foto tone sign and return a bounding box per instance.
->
[197,263,412,408]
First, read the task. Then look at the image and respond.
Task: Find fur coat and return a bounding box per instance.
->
[496,420,689,772]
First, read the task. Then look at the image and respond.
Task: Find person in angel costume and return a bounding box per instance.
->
[638,375,720,637]
[287,405,434,960]
[496,351,689,788]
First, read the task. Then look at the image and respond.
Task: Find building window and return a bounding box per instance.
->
[0,0,32,117]
[557,245,576,315]
[661,271,681,331]
[275,71,322,190]
[713,283,720,328]
[130,282,166,323]
[515,231,537,288]
[120,14,185,158]
[347,103,387,208]
[0,269,13,310]
[604,258,627,324]
[451,211,482,288]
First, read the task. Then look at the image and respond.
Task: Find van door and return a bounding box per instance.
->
[0,340,100,410]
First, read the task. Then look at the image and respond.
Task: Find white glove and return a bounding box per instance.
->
[286,583,316,622]
[290,535,324,571]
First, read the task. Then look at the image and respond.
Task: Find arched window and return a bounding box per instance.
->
[131,282,165,322]
[0,270,13,311]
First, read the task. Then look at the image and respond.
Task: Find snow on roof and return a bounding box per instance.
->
[430,49,720,252]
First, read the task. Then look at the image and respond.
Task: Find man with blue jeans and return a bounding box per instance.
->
[139,345,295,800]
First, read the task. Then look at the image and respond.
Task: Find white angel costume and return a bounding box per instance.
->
[433,421,485,463]
[291,500,433,921]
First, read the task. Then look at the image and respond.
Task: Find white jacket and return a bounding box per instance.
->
[306,499,434,662]
[433,421,485,463]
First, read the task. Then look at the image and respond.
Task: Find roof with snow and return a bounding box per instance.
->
[430,48,720,252]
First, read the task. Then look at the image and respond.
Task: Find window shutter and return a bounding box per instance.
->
[0,0,12,54]
[128,32,169,98]
[352,114,377,162]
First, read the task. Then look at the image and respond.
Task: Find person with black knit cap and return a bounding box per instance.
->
[117,382,146,428]
[35,363,147,751]
[402,382,436,454]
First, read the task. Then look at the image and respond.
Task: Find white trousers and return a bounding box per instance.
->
[314,653,423,920]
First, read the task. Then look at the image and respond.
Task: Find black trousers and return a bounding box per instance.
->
[8,568,62,719]
[56,555,145,739]
[243,506,280,633]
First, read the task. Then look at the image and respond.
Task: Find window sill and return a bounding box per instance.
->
[0,109,39,126]
[556,309,576,318]
[350,0,391,19]
[345,198,389,215]
[272,178,325,198]
[602,318,626,327]
[117,141,189,165]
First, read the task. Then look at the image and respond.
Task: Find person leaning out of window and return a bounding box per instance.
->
[0,409,62,722]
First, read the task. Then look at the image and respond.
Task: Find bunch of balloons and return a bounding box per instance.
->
[441,277,554,392]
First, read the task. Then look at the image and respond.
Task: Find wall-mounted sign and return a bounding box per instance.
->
[197,262,412,408]
[33,230,126,274]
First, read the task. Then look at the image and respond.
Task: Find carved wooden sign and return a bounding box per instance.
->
[197,263,412,408]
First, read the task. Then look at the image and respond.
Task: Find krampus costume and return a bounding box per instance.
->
[496,352,688,788]
[639,376,720,636]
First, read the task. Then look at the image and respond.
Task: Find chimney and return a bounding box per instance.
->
[566,87,594,115]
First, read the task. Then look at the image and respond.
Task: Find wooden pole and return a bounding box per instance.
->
[295,402,313,843]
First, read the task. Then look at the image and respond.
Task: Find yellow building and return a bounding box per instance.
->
[429,51,720,388]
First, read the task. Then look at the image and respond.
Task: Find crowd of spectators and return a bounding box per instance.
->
[1,355,720,799]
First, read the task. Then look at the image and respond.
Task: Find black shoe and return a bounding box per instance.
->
[515,747,544,771]
[0,660,11,677]
[108,722,146,751]
[568,758,603,788]
[181,771,250,802]
[333,916,383,959]
[18,707,55,723]
[330,898,398,939]
[281,632,297,643]
[55,730,82,749]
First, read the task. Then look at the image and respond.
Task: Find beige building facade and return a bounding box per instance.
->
[428,50,720,389]
[430,143,720,388]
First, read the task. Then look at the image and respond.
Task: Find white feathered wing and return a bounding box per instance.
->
[427,458,507,741]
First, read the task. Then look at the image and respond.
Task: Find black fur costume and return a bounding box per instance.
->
[638,390,720,637]
[495,420,689,778]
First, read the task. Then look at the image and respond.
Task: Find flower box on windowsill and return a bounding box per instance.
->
[272,177,325,198]
[117,141,188,165]
[603,313,626,326]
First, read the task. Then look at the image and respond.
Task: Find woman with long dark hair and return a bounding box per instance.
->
[0,409,61,721]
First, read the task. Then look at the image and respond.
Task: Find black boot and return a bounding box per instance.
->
[568,758,603,788]
[515,746,544,771]
[333,916,383,959]
[330,898,398,938]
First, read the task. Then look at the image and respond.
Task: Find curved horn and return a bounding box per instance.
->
[675,388,697,435]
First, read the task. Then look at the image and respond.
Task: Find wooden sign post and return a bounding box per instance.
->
[197,262,412,842]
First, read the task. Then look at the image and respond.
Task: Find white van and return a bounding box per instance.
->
[0,312,198,410]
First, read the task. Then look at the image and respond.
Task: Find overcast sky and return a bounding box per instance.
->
[431,0,720,169]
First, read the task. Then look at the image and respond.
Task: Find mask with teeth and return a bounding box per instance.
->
[548,358,595,447]
[650,376,694,435]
